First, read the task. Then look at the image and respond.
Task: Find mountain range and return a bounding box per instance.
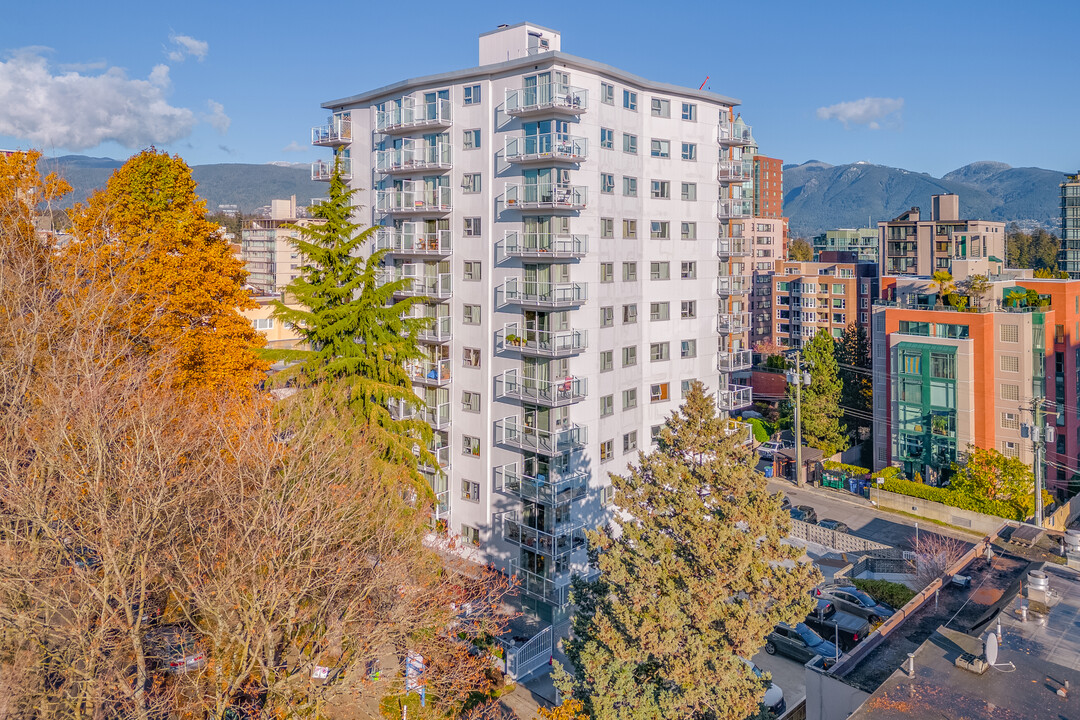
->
[783,160,1066,237]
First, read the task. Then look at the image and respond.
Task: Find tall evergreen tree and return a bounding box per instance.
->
[835,324,872,441]
[555,382,819,720]
[273,162,431,467]
[799,331,848,456]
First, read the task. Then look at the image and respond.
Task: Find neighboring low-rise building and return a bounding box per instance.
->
[813,228,878,263]
[241,197,323,295]
[771,254,877,349]
[878,193,1005,276]
[241,294,304,349]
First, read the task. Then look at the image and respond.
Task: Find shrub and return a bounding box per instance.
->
[851,579,916,609]
[823,461,869,476]
[879,477,1024,521]
[746,417,772,443]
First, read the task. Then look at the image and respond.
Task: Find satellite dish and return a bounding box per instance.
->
[986,632,999,666]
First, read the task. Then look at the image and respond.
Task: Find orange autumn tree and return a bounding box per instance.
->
[66,149,265,391]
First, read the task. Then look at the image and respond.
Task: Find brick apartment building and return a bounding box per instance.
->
[771,253,878,349]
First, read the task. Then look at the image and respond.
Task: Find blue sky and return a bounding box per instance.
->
[2,0,1076,176]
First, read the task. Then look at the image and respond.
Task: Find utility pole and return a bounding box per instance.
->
[788,351,811,486]
[1030,399,1053,527]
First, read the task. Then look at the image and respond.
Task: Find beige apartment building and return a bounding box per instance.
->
[878,193,1005,276]
[771,254,878,348]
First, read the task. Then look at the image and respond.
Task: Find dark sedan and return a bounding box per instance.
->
[765,622,839,666]
[789,505,818,524]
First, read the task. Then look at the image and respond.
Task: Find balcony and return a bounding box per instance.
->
[505,83,588,117]
[387,396,419,422]
[406,358,451,387]
[717,159,752,182]
[717,275,750,296]
[717,312,751,334]
[495,369,587,407]
[505,183,586,210]
[411,314,452,343]
[375,227,452,257]
[496,323,587,357]
[311,158,352,181]
[422,402,451,431]
[375,98,453,134]
[717,349,753,373]
[375,186,452,214]
[716,384,753,411]
[375,142,452,174]
[509,559,572,606]
[505,133,587,163]
[419,443,451,475]
[718,121,753,146]
[311,112,352,147]
[494,416,586,456]
[723,419,752,445]
[379,268,453,300]
[502,232,587,260]
[503,514,584,559]
[717,199,751,219]
[716,237,751,258]
[499,278,586,309]
[495,463,588,507]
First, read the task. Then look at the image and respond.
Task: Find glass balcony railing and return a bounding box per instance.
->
[717,159,752,182]
[375,98,453,133]
[502,232,587,259]
[502,514,584,559]
[495,369,587,407]
[495,323,587,357]
[716,237,751,257]
[500,278,586,308]
[717,313,751,334]
[717,275,750,296]
[494,416,586,456]
[495,463,589,507]
[311,112,352,146]
[374,227,452,256]
[505,183,587,210]
[387,396,420,422]
[505,133,587,163]
[717,199,751,219]
[378,268,453,300]
[375,143,452,174]
[422,402,451,430]
[419,443,451,474]
[375,186,453,214]
[723,419,752,445]
[505,83,588,116]
[311,158,352,181]
[406,358,451,386]
[717,349,753,373]
[410,314,452,343]
[718,121,753,146]
[509,559,572,606]
[717,384,753,411]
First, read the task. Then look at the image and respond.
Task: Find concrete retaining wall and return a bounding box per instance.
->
[790,518,892,553]
[869,488,1004,535]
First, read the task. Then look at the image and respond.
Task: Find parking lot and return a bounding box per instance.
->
[751,648,807,713]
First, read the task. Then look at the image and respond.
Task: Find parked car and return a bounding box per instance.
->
[741,657,786,717]
[803,598,871,652]
[146,625,207,674]
[765,622,839,666]
[818,518,851,534]
[780,495,792,511]
[757,440,787,460]
[814,585,895,624]
[789,505,818,524]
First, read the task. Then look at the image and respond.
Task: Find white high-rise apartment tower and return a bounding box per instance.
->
[312,23,756,625]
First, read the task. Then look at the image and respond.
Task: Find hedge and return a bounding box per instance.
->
[823,461,870,476]
[851,579,916,609]
[880,477,1024,521]
[746,418,772,443]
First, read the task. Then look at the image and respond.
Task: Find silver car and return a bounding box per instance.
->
[146,625,207,674]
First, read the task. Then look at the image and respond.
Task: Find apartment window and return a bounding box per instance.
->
[463,347,481,368]
[650,139,670,158]
[462,391,480,413]
[1001,441,1020,459]
[681,379,694,398]
[650,221,670,239]
[462,435,480,457]
[601,82,614,105]
[461,480,480,502]
[600,127,614,149]
[681,261,697,279]
[681,182,697,201]
[462,173,481,193]
[623,89,637,111]
[682,339,698,358]
[650,97,671,117]
[601,306,614,327]
[623,262,638,282]
[1000,383,1020,400]
[651,180,670,199]
[463,304,480,324]
[623,304,638,324]
[463,261,481,280]
[600,439,614,462]
[832,298,845,309]
[681,222,697,240]
[650,382,670,403]
[651,425,662,443]
[463,85,481,105]
[623,219,638,239]
[622,346,638,367]
[601,173,615,194]
[681,142,697,161]
[623,133,638,154]
[600,262,614,283]
[600,350,614,372]
[1000,355,1020,373]
[650,262,670,280]
[623,430,638,453]
[461,524,480,546]
[650,301,670,321]
[681,102,696,121]
[463,217,481,237]
[601,217,614,238]
[681,300,697,319]
[1001,412,1020,430]
[623,176,638,197]
[600,394,614,417]
[463,129,480,149]
[253,318,274,331]
[832,284,844,295]
[622,387,638,408]
[650,342,670,362]
[1000,324,1019,343]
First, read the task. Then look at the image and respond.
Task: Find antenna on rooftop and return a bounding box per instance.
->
[984,630,1015,672]
[699,76,709,90]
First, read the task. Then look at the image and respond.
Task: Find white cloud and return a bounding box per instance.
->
[281,141,307,153]
[204,100,230,134]
[167,34,208,62]
[0,48,196,150]
[816,97,904,130]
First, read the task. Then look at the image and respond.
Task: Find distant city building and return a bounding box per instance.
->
[240,196,322,295]
[878,193,1005,276]
[751,154,783,219]
[217,204,239,217]
[813,228,878,263]
[771,254,877,349]
[1059,172,1080,278]
[748,219,785,344]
